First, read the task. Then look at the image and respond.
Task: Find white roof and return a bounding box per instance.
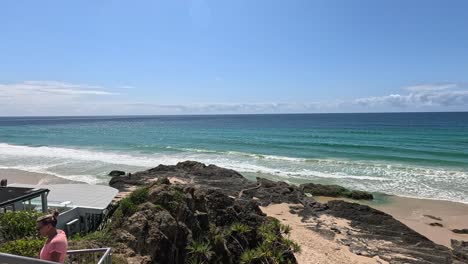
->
[9,184,118,210]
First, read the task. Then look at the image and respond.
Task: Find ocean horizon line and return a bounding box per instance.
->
[1,110,467,119]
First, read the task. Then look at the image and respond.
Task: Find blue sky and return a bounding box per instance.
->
[1,0,467,115]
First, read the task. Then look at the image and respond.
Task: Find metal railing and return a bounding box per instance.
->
[0,252,57,264]
[0,248,111,264]
[67,248,111,264]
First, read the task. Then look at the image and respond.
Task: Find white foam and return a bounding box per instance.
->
[1,142,468,203]
[0,165,103,184]
[0,143,177,167]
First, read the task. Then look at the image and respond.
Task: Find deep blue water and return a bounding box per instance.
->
[1,113,467,202]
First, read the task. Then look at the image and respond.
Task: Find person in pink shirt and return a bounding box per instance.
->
[36,211,68,263]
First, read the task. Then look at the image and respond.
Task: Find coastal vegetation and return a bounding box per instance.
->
[0,210,45,257]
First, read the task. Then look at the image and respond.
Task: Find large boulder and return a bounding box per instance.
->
[108,170,126,177]
[300,182,373,200]
[241,177,305,206]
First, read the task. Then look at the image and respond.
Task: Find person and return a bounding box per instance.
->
[37,211,68,263]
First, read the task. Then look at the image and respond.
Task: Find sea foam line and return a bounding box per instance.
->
[1,142,468,203]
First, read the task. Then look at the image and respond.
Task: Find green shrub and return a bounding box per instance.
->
[128,187,149,204]
[116,186,149,218]
[0,238,45,258]
[111,207,124,227]
[0,211,44,241]
[119,197,137,216]
[240,219,300,264]
[71,230,111,243]
[230,223,252,234]
[186,240,214,264]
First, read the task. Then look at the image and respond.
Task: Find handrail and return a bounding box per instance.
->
[67,248,112,264]
[0,252,56,264]
[0,247,112,264]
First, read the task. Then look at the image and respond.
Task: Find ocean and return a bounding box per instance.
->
[0,113,467,203]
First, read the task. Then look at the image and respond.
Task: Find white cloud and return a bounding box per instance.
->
[0,80,467,116]
[354,83,468,109]
[0,81,118,96]
[403,83,457,92]
[0,81,121,116]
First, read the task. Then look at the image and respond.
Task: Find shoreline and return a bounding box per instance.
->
[3,167,468,248]
[0,168,83,185]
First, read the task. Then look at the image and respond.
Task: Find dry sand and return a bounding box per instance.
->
[0,168,79,185]
[260,203,386,264]
[316,196,468,248]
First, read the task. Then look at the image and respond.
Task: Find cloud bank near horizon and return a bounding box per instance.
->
[0,81,467,116]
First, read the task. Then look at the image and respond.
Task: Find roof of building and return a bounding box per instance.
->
[0,187,49,207]
[9,184,118,210]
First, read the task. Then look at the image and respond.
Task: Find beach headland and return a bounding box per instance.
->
[106,161,468,263]
[3,162,468,263]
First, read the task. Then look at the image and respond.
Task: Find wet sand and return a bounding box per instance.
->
[0,168,80,185]
[316,195,468,248]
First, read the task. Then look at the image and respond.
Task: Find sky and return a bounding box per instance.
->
[1,0,468,116]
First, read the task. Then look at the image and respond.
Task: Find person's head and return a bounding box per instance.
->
[36,211,59,237]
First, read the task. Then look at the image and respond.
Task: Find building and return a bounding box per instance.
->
[0,186,49,213]
[8,183,118,235]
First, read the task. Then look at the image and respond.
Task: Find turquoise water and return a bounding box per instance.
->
[0,113,467,202]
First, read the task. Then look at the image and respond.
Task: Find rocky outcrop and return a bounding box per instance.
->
[108,178,298,264]
[451,240,468,261]
[323,200,456,263]
[109,161,466,264]
[300,182,373,200]
[109,161,306,206]
[452,229,468,234]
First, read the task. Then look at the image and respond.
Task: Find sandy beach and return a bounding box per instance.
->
[260,203,386,264]
[316,196,468,248]
[0,168,80,185]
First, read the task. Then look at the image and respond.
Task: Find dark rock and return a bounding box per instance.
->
[108,170,126,177]
[322,200,457,263]
[109,161,305,206]
[452,229,468,234]
[347,190,374,200]
[424,214,443,221]
[451,240,468,260]
[300,182,373,200]
[241,177,305,206]
[429,222,444,227]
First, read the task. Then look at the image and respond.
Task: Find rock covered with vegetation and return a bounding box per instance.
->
[83,178,300,264]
